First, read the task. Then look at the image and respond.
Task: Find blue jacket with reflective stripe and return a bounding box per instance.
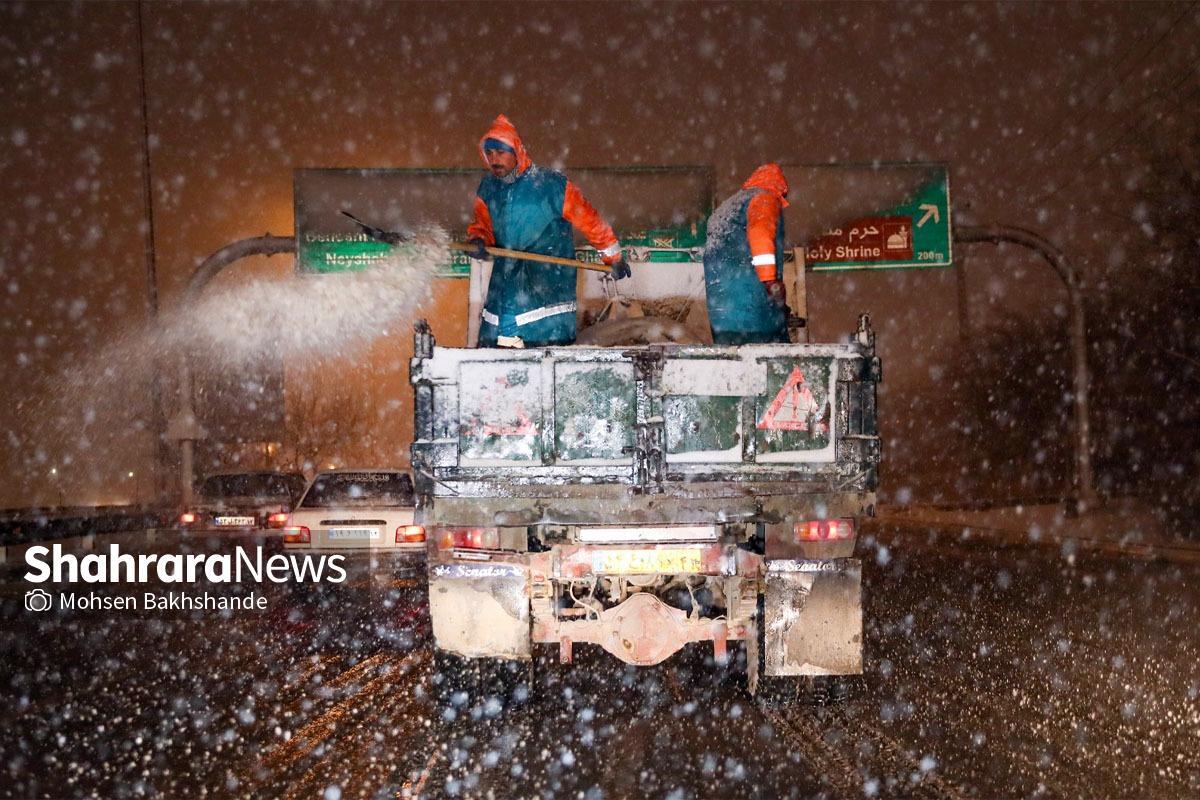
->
[477,165,578,346]
[702,187,788,344]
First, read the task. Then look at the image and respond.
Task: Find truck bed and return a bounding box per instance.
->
[410,321,880,521]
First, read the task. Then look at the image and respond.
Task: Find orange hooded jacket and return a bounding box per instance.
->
[743,163,790,282]
[466,115,621,264]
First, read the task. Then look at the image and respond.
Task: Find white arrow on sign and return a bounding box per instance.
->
[917,204,940,227]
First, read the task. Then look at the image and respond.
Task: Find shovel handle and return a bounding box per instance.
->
[450,242,612,274]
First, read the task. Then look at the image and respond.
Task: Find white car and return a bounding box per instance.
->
[283,469,424,552]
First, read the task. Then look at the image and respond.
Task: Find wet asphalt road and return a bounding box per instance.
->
[0,525,1197,799]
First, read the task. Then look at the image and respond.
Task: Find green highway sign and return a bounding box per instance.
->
[784,163,953,272]
[294,168,477,278]
[578,221,708,264]
[294,167,715,277]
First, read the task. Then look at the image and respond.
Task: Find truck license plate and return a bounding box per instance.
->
[328,528,380,540]
[592,548,703,575]
[214,516,256,527]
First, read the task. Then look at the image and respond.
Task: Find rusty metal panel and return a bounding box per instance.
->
[458,361,542,465]
[664,395,742,459]
[553,361,636,462]
[764,559,862,676]
[662,355,753,462]
[429,562,531,659]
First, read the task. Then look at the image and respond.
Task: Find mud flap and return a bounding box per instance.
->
[764,559,862,676]
[429,562,531,660]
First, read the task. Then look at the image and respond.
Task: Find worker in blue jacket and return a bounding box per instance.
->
[702,163,791,345]
[465,115,631,348]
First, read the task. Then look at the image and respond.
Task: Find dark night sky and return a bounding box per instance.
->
[1,1,1196,507]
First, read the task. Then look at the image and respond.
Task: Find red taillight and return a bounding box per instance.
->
[179,512,196,525]
[267,512,289,529]
[436,527,500,550]
[282,526,310,543]
[397,525,426,543]
[795,518,856,542]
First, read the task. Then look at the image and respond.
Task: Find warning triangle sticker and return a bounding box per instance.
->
[757,365,819,431]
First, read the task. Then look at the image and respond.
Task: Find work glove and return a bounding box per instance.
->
[610,257,632,280]
[465,238,491,261]
[764,279,787,309]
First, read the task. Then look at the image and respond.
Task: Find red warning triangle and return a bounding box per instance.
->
[757,365,819,431]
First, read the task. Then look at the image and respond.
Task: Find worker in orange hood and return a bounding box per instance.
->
[702,163,791,344]
[465,115,631,348]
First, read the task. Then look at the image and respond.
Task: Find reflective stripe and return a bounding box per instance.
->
[599,242,622,258]
[496,335,525,349]
[514,301,577,326]
[481,309,499,325]
[751,253,776,266]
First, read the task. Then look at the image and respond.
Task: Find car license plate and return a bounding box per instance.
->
[214,516,256,527]
[328,527,380,540]
[592,548,703,575]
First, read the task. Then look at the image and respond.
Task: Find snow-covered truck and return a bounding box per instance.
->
[411,313,880,703]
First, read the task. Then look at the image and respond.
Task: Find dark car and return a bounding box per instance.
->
[178,471,309,532]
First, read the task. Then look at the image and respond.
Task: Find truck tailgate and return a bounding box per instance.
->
[411,334,879,498]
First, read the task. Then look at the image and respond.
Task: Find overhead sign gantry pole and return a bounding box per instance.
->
[953,224,1095,512]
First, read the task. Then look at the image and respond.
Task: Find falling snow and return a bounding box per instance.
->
[1,2,1199,799]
